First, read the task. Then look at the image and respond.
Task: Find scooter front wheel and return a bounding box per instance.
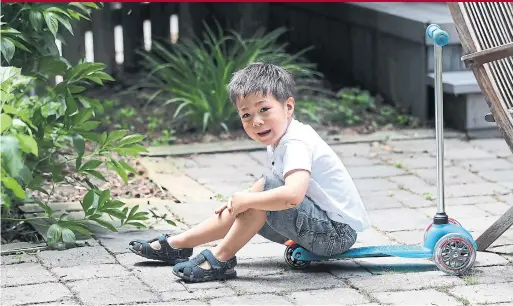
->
[284,244,311,269]
[433,233,476,275]
[424,218,461,242]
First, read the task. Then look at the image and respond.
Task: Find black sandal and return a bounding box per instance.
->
[128,234,193,265]
[172,249,237,282]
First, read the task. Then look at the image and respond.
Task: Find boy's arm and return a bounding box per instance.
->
[233,169,310,212]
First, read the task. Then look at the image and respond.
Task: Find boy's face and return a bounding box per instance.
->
[236,93,294,147]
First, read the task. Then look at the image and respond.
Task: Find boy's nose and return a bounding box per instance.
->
[253,118,264,127]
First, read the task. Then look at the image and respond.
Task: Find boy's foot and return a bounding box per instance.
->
[173,249,237,282]
[128,234,193,264]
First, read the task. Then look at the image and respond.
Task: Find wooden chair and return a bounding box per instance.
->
[447,2,513,251]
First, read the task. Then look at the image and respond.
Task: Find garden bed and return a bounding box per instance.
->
[88,73,425,149]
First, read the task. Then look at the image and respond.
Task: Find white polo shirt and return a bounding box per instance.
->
[267,119,371,232]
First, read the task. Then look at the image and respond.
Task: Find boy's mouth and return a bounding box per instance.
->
[257,129,271,137]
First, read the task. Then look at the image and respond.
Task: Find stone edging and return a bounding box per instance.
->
[142,128,466,157]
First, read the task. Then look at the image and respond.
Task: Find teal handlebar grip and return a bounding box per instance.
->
[426,24,449,47]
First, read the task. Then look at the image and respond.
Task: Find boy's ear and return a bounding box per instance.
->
[286,97,295,116]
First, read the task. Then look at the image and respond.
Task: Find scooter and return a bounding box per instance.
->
[283,24,477,276]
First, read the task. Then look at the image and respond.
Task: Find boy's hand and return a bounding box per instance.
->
[215,203,229,215]
[229,191,251,216]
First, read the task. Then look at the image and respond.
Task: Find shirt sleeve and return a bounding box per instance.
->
[282,140,313,177]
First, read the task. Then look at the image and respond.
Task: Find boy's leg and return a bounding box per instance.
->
[135,178,266,252]
[209,208,268,262]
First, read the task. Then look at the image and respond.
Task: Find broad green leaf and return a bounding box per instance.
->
[69,85,86,94]
[0,113,12,133]
[11,119,27,129]
[16,134,38,157]
[17,165,33,185]
[72,108,94,125]
[65,224,92,236]
[94,71,115,81]
[126,222,146,228]
[78,96,103,112]
[0,66,21,82]
[112,145,148,156]
[76,155,82,170]
[0,28,21,35]
[0,37,15,63]
[61,228,76,245]
[85,75,103,85]
[27,175,44,190]
[118,134,145,147]
[36,201,55,217]
[119,160,137,174]
[44,12,59,37]
[82,189,96,213]
[8,38,30,53]
[38,56,70,76]
[55,14,73,35]
[42,31,60,55]
[90,217,118,232]
[69,3,90,14]
[66,62,105,81]
[111,161,128,183]
[2,177,26,199]
[41,101,62,118]
[80,159,102,171]
[130,211,149,221]
[80,131,102,143]
[75,121,100,131]
[72,135,85,156]
[98,189,110,208]
[83,170,107,181]
[29,10,43,31]
[106,130,128,144]
[103,208,126,220]
[104,200,125,209]
[100,131,107,145]
[65,92,78,116]
[128,204,139,219]
[47,224,62,245]
[83,3,100,9]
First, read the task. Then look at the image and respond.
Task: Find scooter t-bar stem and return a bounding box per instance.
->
[426,24,449,224]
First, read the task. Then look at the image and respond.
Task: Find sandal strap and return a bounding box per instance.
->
[200,249,237,270]
[158,234,192,258]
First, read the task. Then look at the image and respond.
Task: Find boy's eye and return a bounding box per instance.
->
[260,107,270,112]
[242,113,250,118]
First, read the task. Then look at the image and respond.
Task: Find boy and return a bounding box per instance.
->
[129,62,370,282]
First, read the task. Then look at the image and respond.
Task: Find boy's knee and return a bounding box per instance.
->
[242,208,267,220]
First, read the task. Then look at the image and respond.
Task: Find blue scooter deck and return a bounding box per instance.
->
[293,245,433,261]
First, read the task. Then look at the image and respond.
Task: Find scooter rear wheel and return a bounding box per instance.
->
[433,233,476,275]
[284,244,311,269]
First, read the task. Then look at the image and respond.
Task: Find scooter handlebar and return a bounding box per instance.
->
[426,24,449,47]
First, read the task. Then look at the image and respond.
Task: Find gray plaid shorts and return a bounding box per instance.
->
[257,173,357,257]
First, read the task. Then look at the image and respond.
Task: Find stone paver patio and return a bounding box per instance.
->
[2,130,513,305]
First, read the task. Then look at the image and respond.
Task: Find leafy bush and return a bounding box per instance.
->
[1,3,162,249]
[296,88,417,129]
[135,23,323,133]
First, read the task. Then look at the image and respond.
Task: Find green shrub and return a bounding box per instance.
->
[1,3,163,249]
[296,88,416,128]
[135,23,323,133]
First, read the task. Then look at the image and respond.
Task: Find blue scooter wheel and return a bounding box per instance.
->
[433,233,476,275]
[284,244,311,269]
[424,218,461,242]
